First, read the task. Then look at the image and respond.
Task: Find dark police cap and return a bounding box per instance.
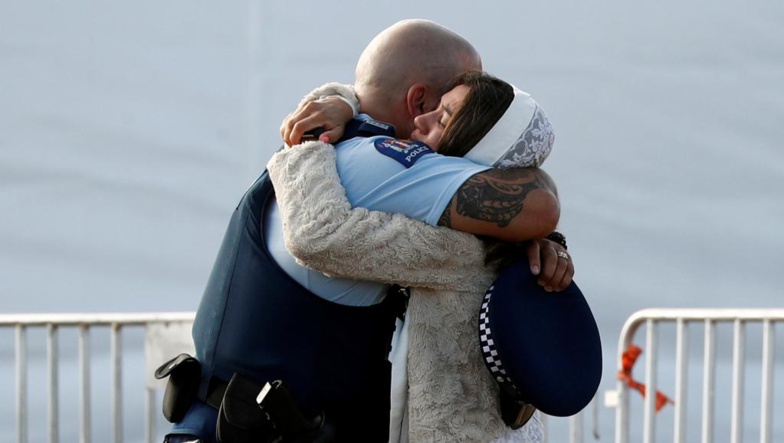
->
[478,256,602,418]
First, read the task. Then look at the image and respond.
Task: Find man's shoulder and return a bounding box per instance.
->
[335,134,388,148]
[336,136,479,168]
[371,138,435,169]
[335,136,487,190]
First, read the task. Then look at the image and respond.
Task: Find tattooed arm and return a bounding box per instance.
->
[438,167,560,242]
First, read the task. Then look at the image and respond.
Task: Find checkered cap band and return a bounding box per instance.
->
[479,285,518,393]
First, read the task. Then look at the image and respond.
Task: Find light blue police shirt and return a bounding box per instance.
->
[264,131,490,306]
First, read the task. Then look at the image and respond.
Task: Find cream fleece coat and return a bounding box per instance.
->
[267,143,544,443]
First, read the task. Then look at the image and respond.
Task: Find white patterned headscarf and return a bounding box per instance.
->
[464,87,554,169]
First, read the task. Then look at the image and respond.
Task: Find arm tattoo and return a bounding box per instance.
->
[448,168,550,227]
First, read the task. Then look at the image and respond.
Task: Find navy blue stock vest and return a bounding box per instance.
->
[192,120,399,442]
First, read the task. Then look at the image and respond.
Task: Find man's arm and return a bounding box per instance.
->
[439,167,560,242]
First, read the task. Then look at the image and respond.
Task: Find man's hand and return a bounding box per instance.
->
[280,96,354,146]
[526,238,574,292]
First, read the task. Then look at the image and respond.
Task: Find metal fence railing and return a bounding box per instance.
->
[6,309,780,443]
[604,308,784,443]
[0,313,195,443]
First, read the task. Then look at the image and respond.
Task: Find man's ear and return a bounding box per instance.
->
[405,83,430,117]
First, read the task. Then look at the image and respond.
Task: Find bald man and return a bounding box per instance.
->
[161,20,561,443]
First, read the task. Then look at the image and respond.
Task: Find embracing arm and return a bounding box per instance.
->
[266,142,495,293]
[274,82,568,288]
[281,83,357,146]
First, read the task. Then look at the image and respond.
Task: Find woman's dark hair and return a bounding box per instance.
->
[437,71,524,267]
[437,70,514,158]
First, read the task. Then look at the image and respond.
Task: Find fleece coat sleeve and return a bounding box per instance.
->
[266,141,494,293]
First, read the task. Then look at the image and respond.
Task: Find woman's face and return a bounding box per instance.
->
[411,84,470,151]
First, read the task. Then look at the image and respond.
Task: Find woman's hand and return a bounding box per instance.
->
[526,238,574,292]
[280,96,354,146]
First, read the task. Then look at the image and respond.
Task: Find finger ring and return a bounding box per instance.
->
[556,251,569,260]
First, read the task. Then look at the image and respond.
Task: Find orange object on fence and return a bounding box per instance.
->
[617,344,673,412]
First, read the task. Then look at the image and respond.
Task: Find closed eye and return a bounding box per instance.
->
[439,103,453,128]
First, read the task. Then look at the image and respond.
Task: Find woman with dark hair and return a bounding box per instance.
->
[406,71,513,154]
[413,70,558,267]
[266,71,576,443]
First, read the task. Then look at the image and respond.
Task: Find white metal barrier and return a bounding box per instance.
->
[13,309,780,443]
[0,313,195,443]
[605,309,784,443]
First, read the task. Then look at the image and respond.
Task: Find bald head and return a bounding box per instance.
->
[354,19,482,136]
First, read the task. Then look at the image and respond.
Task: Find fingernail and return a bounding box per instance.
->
[545,286,553,292]
[319,134,329,143]
[531,265,540,275]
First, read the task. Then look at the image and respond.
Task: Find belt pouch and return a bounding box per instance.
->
[217,373,278,443]
[154,353,202,423]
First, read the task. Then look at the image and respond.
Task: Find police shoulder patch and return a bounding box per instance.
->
[374,138,434,168]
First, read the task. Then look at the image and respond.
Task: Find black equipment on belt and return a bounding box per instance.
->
[155,354,336,443]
